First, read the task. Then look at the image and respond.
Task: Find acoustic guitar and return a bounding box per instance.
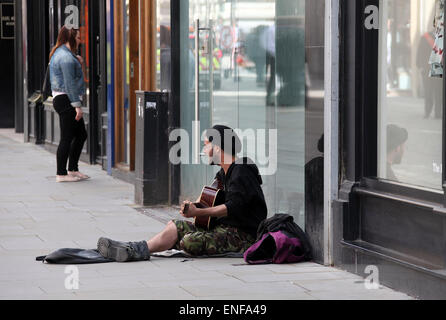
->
[183,179,225,230]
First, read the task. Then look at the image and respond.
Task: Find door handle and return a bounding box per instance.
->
[193,19,201,164]
[208,19,214,125]
[193,19,213,164]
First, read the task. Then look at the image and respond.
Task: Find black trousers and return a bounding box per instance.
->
[53,95,88,176]
[266,52,276,105]
[422,73,443,118]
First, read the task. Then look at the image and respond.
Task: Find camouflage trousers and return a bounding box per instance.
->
[172,220,255,256]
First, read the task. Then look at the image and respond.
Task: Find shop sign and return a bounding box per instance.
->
[1,3,15,40]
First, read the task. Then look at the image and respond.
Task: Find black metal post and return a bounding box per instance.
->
[135,91,170,206]
[14,0,24,133]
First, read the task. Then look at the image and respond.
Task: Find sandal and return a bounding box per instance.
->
[56,175,81,183]
[68,171,91,181]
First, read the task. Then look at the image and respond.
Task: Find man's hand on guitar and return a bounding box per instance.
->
[180,201,198,218]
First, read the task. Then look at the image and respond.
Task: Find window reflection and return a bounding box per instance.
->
[157,0,171,92]
[378,0,444,190]
[179,0,307,227]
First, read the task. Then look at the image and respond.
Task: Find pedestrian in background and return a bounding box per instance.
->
[49,26,90,183]
[417,31,442,119]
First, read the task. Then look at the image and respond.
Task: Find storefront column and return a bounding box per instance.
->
[139,0,156,92]
[106,0,115,174]
[14,0,24,134]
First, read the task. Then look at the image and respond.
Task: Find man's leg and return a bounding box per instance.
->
[97,220,180,262]
[147,220,179,253]
[181,226,255,256]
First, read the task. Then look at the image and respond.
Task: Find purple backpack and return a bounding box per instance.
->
[244,231,306,264]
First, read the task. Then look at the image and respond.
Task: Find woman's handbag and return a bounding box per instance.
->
[41,62,52,101]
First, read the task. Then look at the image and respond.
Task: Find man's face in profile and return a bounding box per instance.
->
[203,138,220,166]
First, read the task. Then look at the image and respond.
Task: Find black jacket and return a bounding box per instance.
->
[214,158,268,238]
[256,214,313,261]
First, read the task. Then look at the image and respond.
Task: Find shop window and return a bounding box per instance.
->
[377,0,444,190]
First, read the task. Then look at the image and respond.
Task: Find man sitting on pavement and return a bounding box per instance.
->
[97,125,268,262]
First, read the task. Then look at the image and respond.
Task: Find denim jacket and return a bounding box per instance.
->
[50,45,85,108]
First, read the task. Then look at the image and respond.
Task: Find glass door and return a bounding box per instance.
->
[179,0,307,228]
[180,0,217,201]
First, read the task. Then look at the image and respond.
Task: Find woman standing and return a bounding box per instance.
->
[49,26,90,183]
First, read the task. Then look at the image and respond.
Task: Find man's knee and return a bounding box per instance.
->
[167,220,177,230]
[180,233,218,256]
[166,220,179,238]
[180,233,206,256]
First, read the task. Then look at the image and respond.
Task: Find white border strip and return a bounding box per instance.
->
[324,0,340,266]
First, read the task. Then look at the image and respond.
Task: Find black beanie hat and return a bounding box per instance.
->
[387,124,408,153]
[205,125,242,156]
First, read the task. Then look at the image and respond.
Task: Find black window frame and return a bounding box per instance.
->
[339,0,446,270]
[342,0,446,203]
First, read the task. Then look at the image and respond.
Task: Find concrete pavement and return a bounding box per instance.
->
[0,129,414,300]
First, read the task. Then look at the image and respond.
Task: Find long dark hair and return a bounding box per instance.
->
[49,26,79,61]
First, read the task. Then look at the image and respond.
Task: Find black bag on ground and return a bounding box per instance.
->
[36,248,114,265]
[255,214,313,262]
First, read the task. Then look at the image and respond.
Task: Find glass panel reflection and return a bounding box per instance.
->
[179,0,307,228]
[378,0,444,190]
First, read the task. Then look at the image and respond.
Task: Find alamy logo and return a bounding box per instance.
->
[64,5,79,29]
[364,5,379,30]
[364,265,380,290]
[169,123,278,176]
[64,266,79,290]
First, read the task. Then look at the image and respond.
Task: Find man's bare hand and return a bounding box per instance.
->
[180,201,198,218]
